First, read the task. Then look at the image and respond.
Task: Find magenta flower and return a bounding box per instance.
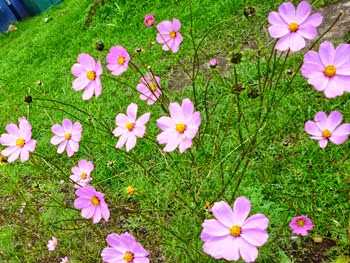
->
[157,98,201,153]
[113,103,150,152]
[136,72,162,105]
[50,119,82,157]
[144,14,155,27]
[301,41,350,98]
[0,117,36,163]
[69,159,94,188]
[74,185,110,224]
[101,232,149,263]
[47,236,57,251]
[106,46,130,76]
[304,111,350,148]
[201,197,269,262]
[71,53,103,100]
[209,58,217,68]
[268,1,323,52]
[289,215,313,236]
[156,18,183,53]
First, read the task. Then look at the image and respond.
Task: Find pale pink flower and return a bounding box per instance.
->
[201,197,269,262]
[71,53,103,100]
[209,58,217,68]
[144,14,155,27]
[69,159,94,188]
[289,215,313,236]
[50,119,82,157]
[106,46,130,76]
[74,185,110,224]
[101,232,149,263]
[157,98,201,153]
[304,111,350,148]
[301,41,350,98]
[113,103,150,152]
[0,117,36,163]
[136,72,162,105]
[268,1,323,52]
[47,236,57,251]
[156,18,183,53]
[60,256,69,263]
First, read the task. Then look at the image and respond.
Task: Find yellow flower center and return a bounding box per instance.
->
[169,30,176,38]
[296,219,305,227]
[323,65,336,77]
[64,133,72,140]
[123,252,134,262]
[91,196,100,206]
[322,129,332,138]
[147,19,153,24]
[16,138,25,147]
[125,122,135,131]
[126,185,135,195]
[289,22,299,32]
[230,225,242,237]
[118,56,125,65]
[149,84,156,91]
[175,123,186,133]
[81,172,87,179]
[86,70,96,81]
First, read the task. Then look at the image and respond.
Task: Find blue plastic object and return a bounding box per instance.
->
[21,0,62,16]
[0,0,17,32]
[3,0,31,20]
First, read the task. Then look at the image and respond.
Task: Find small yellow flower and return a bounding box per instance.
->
[126,186,136,195]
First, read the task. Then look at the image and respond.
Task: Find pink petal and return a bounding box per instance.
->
[318,139,328,148]
[136,112,150,126]
[211,201,235,228]
[78,53,95,69]
[127,103,138,122]
[289,33,306,52]
[302,13,323,27]
[115,113,129,127]
[169,102,183,123]
[116,133,128,149]
[0,134,16,146]
[157,116,174,130]
[81,206,96,219]
[275,34,291,52]
[304,121,322,136]
[242,214,269,230]
[163,136,181,152]
[172,18,181,31]
[181,98,194,120]
[82,83,94,100]
[201,219,230,239]
[238,238,259,263]
[113,127,125,137]
[278,2,295,24]
[314,112,328,131]
[52,124,65,136]
[62,119,73,132]
[318,41,335,66]
[93,207,102,223]
[232,196,251,225]
[202,235,239,261]
[57,140,67,154]
[50,135,65,145]
[334,44,350,67]
[268,25,290,38]
[295,1,311,24]
[327,111,342,131]
[7,148,21,162]
[71,63,86,77]
[241,228,269,246]
[125,134,137,152]
[297,24,318,40]
[178,138,193,153]
[6,123,19,136]
[268,11,287,27]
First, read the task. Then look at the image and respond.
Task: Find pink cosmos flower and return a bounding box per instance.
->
[47,236,57,251]
[106,46,130,76]
[50,119,82,157]
[113,103,150,152]
[209,58,217,68]
[156,18,183,53]
[136,72,162,105]
[157,98,201,153]
[201,197,269,262]
[74,185,110,224]
[289,215,313,236]
[101,232,149,263]
[60,256,69,263]
[0,117,36,163]
[301,41,350,98]
[304,110,350,148]
[268,1,323,52]
[144,14,155,27]
[69,159,94,188]
[71,53,103,100]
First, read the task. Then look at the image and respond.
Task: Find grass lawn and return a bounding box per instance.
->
[0,0,349,262]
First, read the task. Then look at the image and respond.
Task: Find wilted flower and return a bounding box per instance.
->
[113,103,150,152]
[301,41,350,98]
[157,98,201,153]
[50,119,82,157]
[304,110,350,148]
[201,197,269,262]
[71,53,103,100]
[144,14,155,27]
[289,215,313,236]
[106,46,130,76]
[95,40,104,51]
[268,1,323,52]
[126,185,136,195]
[70,159,94,188]
[74,185,110,224]
[101,232,149,263]
[136,72,162,105]
[47,236,57,251]
[156,18,183,53]
[0,117,36,163]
